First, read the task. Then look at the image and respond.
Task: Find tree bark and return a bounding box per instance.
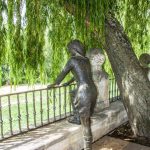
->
[104,15,150,138]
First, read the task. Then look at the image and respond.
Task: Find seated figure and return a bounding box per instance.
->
[48,40,97,150]
[87,48,109,112]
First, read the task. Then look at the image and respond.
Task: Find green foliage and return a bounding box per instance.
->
[7,0,24,85]
[0,0,149,84]
[25,0,47,84]
[46,1,71,82]
[114,0,150,57]
[0,0,7,85]
[0,0,6,62]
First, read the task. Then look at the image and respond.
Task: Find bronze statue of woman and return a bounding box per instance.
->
[48,39,97,150]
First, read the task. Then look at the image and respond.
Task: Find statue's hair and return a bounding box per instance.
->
[67,39,85,56]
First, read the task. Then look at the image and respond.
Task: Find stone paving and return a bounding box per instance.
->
[92,136,150,150]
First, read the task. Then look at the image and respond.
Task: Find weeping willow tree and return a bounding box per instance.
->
[0,0,150,139]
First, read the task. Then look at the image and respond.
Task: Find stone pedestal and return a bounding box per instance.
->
[87,48,109,112]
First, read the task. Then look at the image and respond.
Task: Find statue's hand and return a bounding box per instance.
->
[74,98,80,108]
[61,82,69,86]
[47,84,56,89]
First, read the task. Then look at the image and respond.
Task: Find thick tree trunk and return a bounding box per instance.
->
[104,16,150,138]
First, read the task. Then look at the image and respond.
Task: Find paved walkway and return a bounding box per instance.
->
[92,136,150,150]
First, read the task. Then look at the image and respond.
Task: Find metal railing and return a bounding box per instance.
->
[0,78,120,141]
[109,78,120,102]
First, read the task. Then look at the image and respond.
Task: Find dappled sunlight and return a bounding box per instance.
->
[67,126,79,132]
[99,148,113,150]
[0,121,66,149]
[78,84,88,93]
[122,71,139,106]
[132,118,137,135]
[92,136,131,150]
[129,95,134,105]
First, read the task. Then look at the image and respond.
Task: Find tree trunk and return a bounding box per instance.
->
[104,15,150,138]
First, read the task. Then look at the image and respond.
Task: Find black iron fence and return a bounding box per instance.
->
[109,78,120,102]
[0,78,120,141]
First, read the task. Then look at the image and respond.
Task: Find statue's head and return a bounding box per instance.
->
[87,48,105,69]
[139,53,150,68]
[67,40,85,56]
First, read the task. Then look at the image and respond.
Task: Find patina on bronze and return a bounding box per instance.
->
[47,40,97,150]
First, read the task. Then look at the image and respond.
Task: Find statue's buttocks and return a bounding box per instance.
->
[66,56,97,117]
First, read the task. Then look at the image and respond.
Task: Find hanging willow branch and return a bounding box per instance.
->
[0,0,149,84]
[0,0,6,63]
[7,0,16,84]
[8,0,24,85]
[25,0,46,83]
[0,0,7,85]
[115,0,150,56]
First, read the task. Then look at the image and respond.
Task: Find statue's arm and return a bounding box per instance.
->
[55,60,73,85]
[62,77,75,86]
[47,59,73,89]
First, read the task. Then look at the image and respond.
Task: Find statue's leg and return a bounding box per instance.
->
[68,90,81,124]
[80,116,92,150]
[90,98,96,116]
